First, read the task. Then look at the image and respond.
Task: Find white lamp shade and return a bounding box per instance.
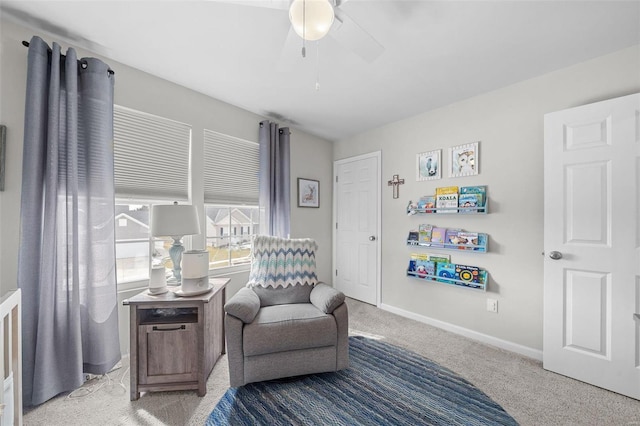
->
[289,0,335,41]
[151,203,200,237]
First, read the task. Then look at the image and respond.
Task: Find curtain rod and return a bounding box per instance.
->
[21,40,115,76]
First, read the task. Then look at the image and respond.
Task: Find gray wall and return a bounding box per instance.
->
[0,18,334,354]
[334,45,640,354]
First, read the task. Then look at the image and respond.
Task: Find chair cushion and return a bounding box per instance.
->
[252,283,313,306]
[243,303,337,357]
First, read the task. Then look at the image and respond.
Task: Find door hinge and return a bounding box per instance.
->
[335,176,338,183]
[335,269,338,276]
[336,222,338,230]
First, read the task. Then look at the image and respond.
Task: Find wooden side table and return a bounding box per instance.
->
[123,277,229,401]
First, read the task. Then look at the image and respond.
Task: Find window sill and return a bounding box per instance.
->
[117,264,250,289]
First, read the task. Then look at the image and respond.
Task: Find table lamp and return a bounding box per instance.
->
[151,202,201,285]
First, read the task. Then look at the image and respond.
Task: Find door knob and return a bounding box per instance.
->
[549,251,563,260]
[369,236,376,241]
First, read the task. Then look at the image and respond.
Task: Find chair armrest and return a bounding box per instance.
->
[224,287,260,323]
[310,283,345,314]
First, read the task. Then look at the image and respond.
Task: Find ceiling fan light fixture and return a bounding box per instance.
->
[289,0,335,41]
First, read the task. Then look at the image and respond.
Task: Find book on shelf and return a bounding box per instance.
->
[445,228,463,246]
[475,233,487,251]
[459,185,487,213]
[414,259,436,279]
[410,252,430,261]
[430,227,446,247]
[435,262,457,281]
[456,231,479,246]
[407,231,420,246]
[435,186,459,213]
[407,257,435,279]
[427,254,450,264]
[454,264,482,288]
[408,259,417,272]
[417,196,436,213]
[418,224,433,243]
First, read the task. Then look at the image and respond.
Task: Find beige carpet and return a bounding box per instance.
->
[23,298,640,425]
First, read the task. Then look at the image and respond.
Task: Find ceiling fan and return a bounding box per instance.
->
[227,0,384,63]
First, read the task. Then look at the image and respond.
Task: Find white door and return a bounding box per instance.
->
[334,152,380,305]
[543,93,640,400]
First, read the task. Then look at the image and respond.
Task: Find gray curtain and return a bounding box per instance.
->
[18,36,120,406]
[258,120,290,238]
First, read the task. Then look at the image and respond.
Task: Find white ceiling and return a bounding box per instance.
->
[2,1,639,141]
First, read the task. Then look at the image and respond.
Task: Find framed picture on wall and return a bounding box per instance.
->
[449,142,479,178]
[297,178,319,208]
[416,149,441,181]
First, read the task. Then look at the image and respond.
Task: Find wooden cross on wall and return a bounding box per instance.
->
[387,174,405,199]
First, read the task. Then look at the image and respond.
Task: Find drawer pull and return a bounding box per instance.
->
[152,325,186,332]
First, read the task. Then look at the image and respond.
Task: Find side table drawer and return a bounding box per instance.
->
[138,323,198,385]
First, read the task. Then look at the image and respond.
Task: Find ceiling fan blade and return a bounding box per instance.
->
[330,8,384,62]
[276,27,306,72]
[210,0,289,10]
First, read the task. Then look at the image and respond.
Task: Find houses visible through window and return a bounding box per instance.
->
[205,205,259,270]
[115,202,174,283]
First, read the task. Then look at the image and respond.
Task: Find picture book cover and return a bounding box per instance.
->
[408,259,417,272]
[418,224,433,243]
[435,186,459,213]
[435,262,456,281]
[430,227,446,247]
[417,196,436,213]
[407,231,419,245]
[460,186,487,212]
[414,260,436,279]
[455,264,482,288]
[475,233,487,251]
[428,254,450,264]
[458,194,480,212]
[410,253,429,261]
[456,232,479,246]
[445,228,463,246]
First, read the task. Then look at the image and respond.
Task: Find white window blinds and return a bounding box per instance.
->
[113,105,191,201]
[204,129,259,205]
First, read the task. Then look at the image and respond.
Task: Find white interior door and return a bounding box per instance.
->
[543,93,640,400]
[333,152,380,305]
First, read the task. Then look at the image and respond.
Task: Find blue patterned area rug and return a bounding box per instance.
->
[207,336,518,425]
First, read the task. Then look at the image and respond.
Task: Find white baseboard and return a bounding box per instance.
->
[379,303,543,361]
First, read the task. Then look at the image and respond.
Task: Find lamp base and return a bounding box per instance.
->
[166,277,180,287]
[168,237,185,284]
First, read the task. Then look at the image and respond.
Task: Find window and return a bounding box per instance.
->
[205,205,259,270]
[113,106,192,284]
[203,129,260,271]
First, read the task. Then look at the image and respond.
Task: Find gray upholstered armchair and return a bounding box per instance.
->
[223,236,349,387]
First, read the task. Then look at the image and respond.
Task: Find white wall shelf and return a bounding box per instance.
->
[407,200,489,215]
[407,233,488,253]
[406,268,488,291]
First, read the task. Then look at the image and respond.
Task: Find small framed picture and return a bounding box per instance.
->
[449,142,479,178]
[416,150,441,181]
[297,178,319,208]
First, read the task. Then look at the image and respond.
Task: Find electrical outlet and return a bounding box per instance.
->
[486,298,498,313]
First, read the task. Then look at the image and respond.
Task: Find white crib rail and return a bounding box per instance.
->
[0,290,21,426]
